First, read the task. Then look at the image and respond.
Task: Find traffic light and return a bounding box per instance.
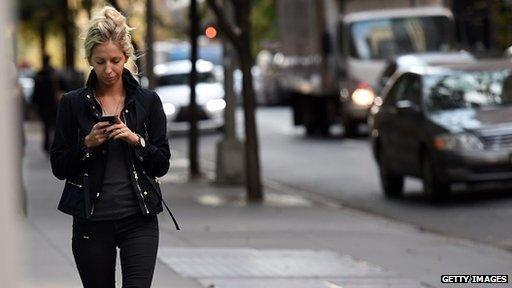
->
[205,25,217,39]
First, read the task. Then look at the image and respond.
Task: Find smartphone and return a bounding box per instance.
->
[100,115,116,125]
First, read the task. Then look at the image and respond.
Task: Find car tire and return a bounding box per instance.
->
[378,152,404,198]
[422,154,449,203]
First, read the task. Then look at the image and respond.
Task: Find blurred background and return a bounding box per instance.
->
[3,0,512,287]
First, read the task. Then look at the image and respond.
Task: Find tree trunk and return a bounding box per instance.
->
[189,0,200,177]
[237,1,262,202]
[206,0,263,202]
[83,0,92,18]
[63,0,75,70]
[38,18,47,64]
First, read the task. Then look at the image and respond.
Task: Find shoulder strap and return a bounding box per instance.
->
[161,198,181,230]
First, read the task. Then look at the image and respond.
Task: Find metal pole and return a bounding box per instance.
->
[189,0,200,177]
[146,0,155,89]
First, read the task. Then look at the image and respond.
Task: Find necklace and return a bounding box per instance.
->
[93,89,125,116]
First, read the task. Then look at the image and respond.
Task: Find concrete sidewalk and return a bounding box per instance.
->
[21,122,512,288]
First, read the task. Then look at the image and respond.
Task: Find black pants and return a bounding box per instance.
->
[72,214,159,288]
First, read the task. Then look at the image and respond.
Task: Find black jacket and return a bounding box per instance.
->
[50,69,176,227]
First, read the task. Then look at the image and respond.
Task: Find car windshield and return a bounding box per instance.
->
[424,70,512,112]
[156,72,217,87]
[349,16,454,60]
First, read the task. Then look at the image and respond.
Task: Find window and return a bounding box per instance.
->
[424,70,512,112]
[384,74,411,105]
[349,16,454,60]
[398,74,421,106]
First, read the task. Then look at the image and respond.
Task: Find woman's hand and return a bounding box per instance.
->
[84,121,112,148]
[106,116,139,146]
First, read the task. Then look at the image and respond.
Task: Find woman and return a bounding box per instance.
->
[50,6,178,287]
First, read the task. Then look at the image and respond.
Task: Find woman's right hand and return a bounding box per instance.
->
[84,122,113,149]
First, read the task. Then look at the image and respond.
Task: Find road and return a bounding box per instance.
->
[170,107,512,251]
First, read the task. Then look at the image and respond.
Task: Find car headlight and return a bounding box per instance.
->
[434,133,484,150]
[206,99,226,112]
[163,103,176,116]
[351,87,375,106]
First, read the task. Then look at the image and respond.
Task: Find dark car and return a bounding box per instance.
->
[376,51,474,94]
[371,60,512,202]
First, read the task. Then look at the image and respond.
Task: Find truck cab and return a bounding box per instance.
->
[275,0,456,136]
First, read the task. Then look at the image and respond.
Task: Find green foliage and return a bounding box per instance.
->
[251,0,277,54]
[490,1,512,50]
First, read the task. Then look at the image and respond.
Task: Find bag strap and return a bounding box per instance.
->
[142,122,179,230]
[162,197,180,230]
[154,188,180,230]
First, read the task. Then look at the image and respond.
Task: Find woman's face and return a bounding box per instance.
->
[89,41,128,87]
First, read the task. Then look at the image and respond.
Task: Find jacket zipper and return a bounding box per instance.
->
[67,180,82,188]
[81,172,95,216]
[132,166,149,214]
[123,109,150,215]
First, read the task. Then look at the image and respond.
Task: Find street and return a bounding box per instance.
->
[170,107,512,250]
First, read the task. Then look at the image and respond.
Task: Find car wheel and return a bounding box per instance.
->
[422,154,449,203]
[378,152,404,198]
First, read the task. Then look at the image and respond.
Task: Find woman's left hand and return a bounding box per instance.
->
[106,116,139,146]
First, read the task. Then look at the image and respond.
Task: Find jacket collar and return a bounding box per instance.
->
[84,68,140,120]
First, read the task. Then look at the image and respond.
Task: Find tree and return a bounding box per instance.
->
[206,0,263,202]
[19,0,62,64]
[251,0,278,54]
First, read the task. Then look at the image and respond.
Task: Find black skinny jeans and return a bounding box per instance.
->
[72,214,159,288]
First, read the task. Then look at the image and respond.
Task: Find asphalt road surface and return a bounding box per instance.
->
[170,107,512,252]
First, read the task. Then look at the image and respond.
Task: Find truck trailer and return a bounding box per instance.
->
[275,0,455,136]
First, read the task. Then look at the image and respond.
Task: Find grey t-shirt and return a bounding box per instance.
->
[92,139,140,220]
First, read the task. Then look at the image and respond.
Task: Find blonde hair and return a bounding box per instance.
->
[84,6,137,73]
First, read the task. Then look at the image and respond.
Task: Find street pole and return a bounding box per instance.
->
[215,0,245,185]
[145,0,155,89]
[189,0,200,177]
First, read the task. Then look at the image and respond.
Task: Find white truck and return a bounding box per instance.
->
[275,0,456,136]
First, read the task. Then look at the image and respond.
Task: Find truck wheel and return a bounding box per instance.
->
[422,154,449,203]
[343,119,359,137]
[319,123,330,137]
[379,153,404,198]
[305,123,316,136]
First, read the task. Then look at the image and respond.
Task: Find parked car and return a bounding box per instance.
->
[371,59,512,202]
[154,60,225,134]
[18,69,35,103]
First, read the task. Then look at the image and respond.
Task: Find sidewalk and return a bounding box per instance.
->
[21,122,512,288]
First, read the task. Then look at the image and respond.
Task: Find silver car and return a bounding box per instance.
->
[154,60,225,134]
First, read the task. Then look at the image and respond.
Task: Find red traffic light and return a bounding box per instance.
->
[205,26,217,39]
